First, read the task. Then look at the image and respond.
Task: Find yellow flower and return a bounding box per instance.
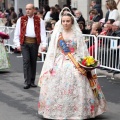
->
[86,56,95,66]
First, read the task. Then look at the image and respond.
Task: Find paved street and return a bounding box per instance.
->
[0,53,120,120]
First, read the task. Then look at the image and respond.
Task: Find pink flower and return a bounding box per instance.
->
[97,84,101,90]
[91,105,95,112]
[38,102,40,108]
[50,70,56,76]
[70,47,75,53]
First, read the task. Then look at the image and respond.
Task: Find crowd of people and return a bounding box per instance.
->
[0,7,23,27]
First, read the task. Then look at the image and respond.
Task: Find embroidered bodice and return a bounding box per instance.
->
[58,35,77,54]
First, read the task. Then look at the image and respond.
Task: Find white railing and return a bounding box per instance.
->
[0,26,15,53]
[82,34,98,60]
[37,30,52,63]
[5,27,15,53]
[97,35,120,72]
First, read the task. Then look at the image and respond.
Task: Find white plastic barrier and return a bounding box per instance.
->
[37,30,52,63]
[5,27,15,53]
[97,35,120,72]
[82,34,98,60]
[0,26,6,32]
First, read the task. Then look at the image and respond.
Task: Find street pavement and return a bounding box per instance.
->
[0,53,120,120]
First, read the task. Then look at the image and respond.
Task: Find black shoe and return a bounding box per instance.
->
[24,84,31,89]
[31,83,37,87]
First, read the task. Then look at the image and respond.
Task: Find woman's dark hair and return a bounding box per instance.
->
[78,21,85,29]
[96,27,102,34]
[89,9,98,15]
[10,7,15,12]
[44,5,50,12]
[19,8,23,13]
[46,22,52,30]
[108,19,115,24]
[50,6,57,13]
[37,9,43,14]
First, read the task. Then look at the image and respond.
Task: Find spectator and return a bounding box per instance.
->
[74,10,85,27]
[88,22,102,56]
[111,21,120,37]
[51,20,56,29]
[71,7,77,15]
[91,0,103,19]
[37,9,44,19]
[109,21,120,73]
[99,18,105,27]
[78,21,89,34]
[43,5,50,20]
[34,7,39,15]
[107,0,120,21]
[89,9,101,22]
[106,19,115,36]
[45,22,52,30]
[9,7,17,20]
[50,6,59,22]
[100,23,109,36]
[85,20,94,34]
[7,7,17,26]
[55,4,61,14]
[18,8,24,18]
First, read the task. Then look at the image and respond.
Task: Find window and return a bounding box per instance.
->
[39,0,49,8]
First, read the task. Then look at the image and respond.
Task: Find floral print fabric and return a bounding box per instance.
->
[38,37,106,119]
[0,42,10,70]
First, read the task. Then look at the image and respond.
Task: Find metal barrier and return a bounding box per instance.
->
[0,26,6,32]
[97,35,120,72]
[5,27,15,53]
[0,26,15,53]
[37,30,52,63]
[82,34,98,60]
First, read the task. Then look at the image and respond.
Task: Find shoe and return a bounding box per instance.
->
[24,84,31,89]
[31,83,37,87]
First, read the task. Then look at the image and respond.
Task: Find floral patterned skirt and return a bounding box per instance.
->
[0,43,10,70]
[38,55,107,119]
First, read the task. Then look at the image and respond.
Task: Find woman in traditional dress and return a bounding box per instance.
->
[38,12,106,120]
[0,32,10,70]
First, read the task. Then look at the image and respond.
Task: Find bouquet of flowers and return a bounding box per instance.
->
[78,56,99,71]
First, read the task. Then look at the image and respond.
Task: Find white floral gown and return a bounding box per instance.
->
[38,35,106,119]
[0,42,10,70]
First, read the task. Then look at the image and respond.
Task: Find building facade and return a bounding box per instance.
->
[1,0,119,21]
[42,0,120,21]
